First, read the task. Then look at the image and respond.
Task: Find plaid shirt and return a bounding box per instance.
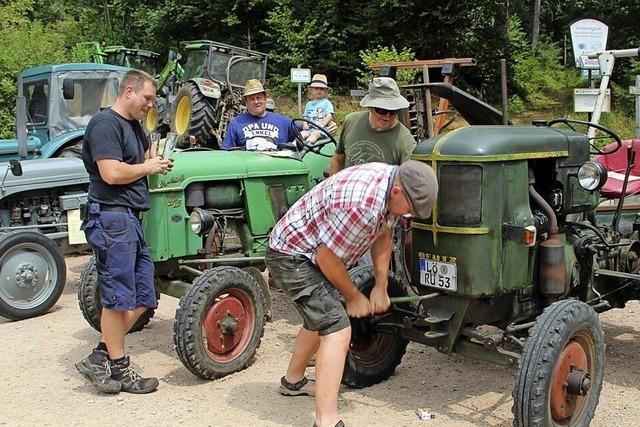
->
[269,162,398,267]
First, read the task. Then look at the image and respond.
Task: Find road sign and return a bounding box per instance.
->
[290,68,311,83]
[569,18,608,70]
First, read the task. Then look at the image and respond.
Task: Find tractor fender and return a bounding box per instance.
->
[189,78,222,100]
[38,130,85,158]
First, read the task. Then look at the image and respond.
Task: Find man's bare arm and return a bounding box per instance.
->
[96,157,172,185]
[329,153,345,176]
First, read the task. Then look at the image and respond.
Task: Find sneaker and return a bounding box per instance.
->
[111,356,159,394]
[75,349,121,394]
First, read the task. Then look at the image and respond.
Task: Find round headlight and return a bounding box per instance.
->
[189,208,214,235]
[578,161,608,191]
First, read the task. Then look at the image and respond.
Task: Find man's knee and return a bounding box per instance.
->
[320,325,351,352]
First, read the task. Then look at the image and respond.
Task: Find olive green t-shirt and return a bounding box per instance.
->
[336,111,416,168]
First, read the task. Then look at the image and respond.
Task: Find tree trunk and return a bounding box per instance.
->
[532,0,541,49]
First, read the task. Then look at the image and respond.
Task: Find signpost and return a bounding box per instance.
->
[290,66,311,114]
[631,76,640,138]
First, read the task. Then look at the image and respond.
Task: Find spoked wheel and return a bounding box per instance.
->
[342,266,410,388]
[0,232,66,320]
[512,299,605,427]
[173,266,266,379]
[290,118,337,157]
[77,256,155,333]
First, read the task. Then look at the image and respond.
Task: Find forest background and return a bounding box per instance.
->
[1,0,639,139]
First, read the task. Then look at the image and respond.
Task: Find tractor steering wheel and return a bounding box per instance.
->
[290,118,337,158]
[546,118,622,155]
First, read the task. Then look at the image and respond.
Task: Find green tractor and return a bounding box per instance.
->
[342,47,640,426]
[77,122,335,379]
[168,40,268,148]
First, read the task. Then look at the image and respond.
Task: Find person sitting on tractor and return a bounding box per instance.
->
[266,160,438,427]
[221,79,296,151]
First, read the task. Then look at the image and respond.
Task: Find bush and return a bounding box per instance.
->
[358,45,419,88]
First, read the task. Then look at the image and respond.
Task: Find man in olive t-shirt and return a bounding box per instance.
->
[329,77,416,175]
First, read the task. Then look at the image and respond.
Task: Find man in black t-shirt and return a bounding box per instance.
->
[76,69,173,394]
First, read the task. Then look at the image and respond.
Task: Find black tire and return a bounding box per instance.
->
[0,231,66,320]
[173,266,266,379]
[171,81,217,147]
[154,97,170,136]
[342,266,410,388]
[512,299,605,427]
[77,256,155,333]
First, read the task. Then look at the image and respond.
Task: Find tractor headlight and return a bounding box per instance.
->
[189,208,214,236]
[578,161,607,191]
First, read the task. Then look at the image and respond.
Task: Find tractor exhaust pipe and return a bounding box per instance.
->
[529,184,565,301]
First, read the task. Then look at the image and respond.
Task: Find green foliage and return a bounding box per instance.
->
[0,0,73,138]
[357,46,418,88]
[508,17,581,109]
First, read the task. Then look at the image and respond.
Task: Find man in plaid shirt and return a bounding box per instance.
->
[266,160,437,427]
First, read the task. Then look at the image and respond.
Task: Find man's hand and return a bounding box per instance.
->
[345,290,371,318]
[145,156,173,175]
[369,285,391,314]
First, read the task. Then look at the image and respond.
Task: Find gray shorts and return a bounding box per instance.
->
[265,247,350,336]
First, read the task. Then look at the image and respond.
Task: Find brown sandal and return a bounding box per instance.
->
[279,376,315,396]
[312,421,344,427]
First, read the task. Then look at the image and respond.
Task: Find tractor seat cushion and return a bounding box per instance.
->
[594,139,640,199]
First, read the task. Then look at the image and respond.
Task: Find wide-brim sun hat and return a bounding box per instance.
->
[360,77,409,110]
[309,73,329,89]
[243,79,268,97]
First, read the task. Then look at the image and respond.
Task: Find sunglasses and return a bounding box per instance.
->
[374,107,399,116]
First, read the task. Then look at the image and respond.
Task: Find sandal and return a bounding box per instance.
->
[312,421,344,427]
[279,375,315,396]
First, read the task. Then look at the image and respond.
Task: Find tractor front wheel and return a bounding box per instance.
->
[512,299,605,427]
[173,266,266,379]
[0,231,66,320]
[171,81,216,147]
[341,266,409,388]
[77,256,155,333]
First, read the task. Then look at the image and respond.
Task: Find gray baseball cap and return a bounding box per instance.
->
[398,160,438,219]
[360,77,410,110]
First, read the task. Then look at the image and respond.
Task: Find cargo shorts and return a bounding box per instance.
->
[265,247,350,336]
[81,203,156,311]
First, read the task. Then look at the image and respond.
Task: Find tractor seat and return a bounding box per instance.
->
[594,139,640,198]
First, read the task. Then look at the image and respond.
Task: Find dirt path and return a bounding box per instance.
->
[1,254,639,426]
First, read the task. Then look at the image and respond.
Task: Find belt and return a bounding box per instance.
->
[100,205,143,220]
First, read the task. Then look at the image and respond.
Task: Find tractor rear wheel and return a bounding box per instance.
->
[77,256,155,333]
[171,81,216,147]
[342,266,409,388]
[512,299,605,427]
[173,266,266,379]
[154,97,170,136]
[0,231,66,320]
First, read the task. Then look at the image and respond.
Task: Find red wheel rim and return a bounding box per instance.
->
[550,337,591,422]
[202,289,255,363]
[350,319,398,367]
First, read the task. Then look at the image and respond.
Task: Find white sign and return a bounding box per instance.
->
[569,18,609,69]
[574,88,611,113]
[290,68,311,83]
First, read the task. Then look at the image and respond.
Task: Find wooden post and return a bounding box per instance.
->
[434,69,453,134]
[632,75,640,139]
[422,66,434,138]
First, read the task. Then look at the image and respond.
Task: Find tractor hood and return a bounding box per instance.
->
[0,157,88,199]
[148,149,315,191]
[413,125,578,162]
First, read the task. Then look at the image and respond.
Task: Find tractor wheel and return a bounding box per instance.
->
[0,231,66,320]
[342,266,409,388]
[171,81,216,147]
[512,299,605,427]
[77,256,155,333]
[391,226,412,285]
[154,97,170,136]
[173,266,266,379]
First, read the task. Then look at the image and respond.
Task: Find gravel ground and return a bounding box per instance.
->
[1,254,639,426]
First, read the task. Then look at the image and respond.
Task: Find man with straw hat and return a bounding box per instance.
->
[221,79,295,150]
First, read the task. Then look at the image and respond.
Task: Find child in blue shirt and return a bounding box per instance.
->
[302,74,334,144]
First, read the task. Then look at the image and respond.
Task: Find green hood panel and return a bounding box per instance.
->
[150,150,312,191]
[413,126,572,162]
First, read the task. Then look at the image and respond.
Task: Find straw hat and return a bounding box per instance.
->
[309,74,329,89]
[243,79,267,97]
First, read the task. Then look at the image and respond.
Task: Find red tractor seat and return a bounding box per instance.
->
[594,139,640,198]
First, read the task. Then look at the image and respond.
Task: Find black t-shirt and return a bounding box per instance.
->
[82,108,150,210]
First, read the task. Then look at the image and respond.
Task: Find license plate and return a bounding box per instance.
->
[419,258,457,291]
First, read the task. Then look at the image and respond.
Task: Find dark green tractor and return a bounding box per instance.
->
[340,63,640,425]
[168,40,268,148]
